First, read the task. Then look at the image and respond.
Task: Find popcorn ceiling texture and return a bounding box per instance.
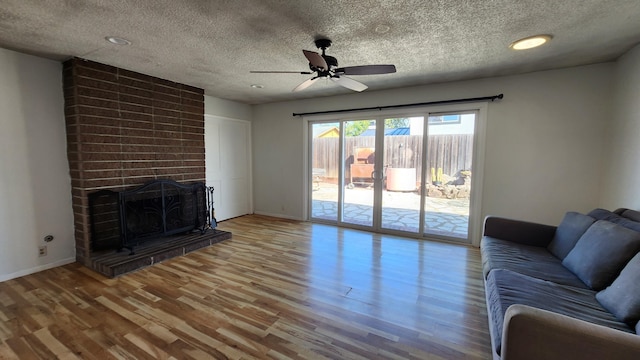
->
[2,1,640,104]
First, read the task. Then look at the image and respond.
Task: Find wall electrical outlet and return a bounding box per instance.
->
[38,246,47,257]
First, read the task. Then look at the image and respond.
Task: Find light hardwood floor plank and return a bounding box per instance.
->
[0,215,491,359]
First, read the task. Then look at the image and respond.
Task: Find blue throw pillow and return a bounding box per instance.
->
[547,212,595,259]
[563,220,640,290]
[597,252,640,324]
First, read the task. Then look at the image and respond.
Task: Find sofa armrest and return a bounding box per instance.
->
[501,304,640,360]
[483,216,557,247]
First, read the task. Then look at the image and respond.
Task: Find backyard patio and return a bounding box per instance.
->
[311,183,470,238]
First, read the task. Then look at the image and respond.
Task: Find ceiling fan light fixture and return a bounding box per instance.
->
[253,38,397,93]
[105,36,131,46]
[509,34,552,50]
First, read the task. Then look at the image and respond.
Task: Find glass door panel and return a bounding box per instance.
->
[310,122,339,221]
[380,117,423,233]
[342,120,376,227]
[423,113,475,239]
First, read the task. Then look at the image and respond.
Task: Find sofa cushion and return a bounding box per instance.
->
[481,237,588,288]
[588,208,640,232]
[563,220,640,290]
[619,209,640,222]
[486,269,633,356]
[547,212,595,259]
[613,217,640,233]
[596,252,640,324]
[588,208,621,221]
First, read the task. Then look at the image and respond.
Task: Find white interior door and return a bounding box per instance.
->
[205,115,252,221]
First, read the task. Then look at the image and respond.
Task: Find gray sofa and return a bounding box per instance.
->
[481,208,640,360]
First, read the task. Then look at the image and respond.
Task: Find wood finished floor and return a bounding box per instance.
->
[0,215,492,359]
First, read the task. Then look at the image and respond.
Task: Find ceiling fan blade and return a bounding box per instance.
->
[331,76,368,92]
[293,77,320,92]
[303,50,328,71]
[335,64,397,75]
[250,70,313,74]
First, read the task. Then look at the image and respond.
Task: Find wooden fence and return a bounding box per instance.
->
[312,134,474,182]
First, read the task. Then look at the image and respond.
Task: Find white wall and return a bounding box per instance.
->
[205,95,253,120]
[600,44,640,210]
[0,48,75,281]
[252,63,613,230]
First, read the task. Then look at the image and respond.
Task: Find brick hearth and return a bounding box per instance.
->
[91,230,232,278]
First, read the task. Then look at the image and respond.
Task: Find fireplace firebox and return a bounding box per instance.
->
[89,179,212,254]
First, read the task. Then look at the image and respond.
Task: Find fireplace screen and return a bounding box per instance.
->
[89,180,209,253]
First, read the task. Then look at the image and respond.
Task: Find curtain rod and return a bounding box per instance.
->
[293,93,503,117]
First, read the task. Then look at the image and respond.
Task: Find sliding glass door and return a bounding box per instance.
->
[309,108,480,243]
[310,119,378,228]
[342,120,377,227]
[380,117,422,233]
[310,122,339,222]
[422,112,475,240]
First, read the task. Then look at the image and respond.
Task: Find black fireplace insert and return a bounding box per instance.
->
[89,179,212,254]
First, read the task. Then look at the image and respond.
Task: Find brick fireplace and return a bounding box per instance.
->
[63,58,208,268]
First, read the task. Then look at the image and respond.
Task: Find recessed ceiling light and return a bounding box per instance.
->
[250,84,264,89]
[509,34,552,50]
[105,36,131,45]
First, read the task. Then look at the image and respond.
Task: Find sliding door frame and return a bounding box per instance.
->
[304,102,488,246]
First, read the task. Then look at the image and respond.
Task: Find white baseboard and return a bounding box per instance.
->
[0,257,76,282]
[252,211,304,221]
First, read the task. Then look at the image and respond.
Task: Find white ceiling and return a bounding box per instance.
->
[1,0,639,105]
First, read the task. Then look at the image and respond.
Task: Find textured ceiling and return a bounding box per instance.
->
[1,0,639,104]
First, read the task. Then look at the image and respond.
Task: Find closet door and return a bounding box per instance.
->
[205,115,252,221]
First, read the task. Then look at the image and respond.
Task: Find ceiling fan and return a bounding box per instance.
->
[250,38,396,92]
